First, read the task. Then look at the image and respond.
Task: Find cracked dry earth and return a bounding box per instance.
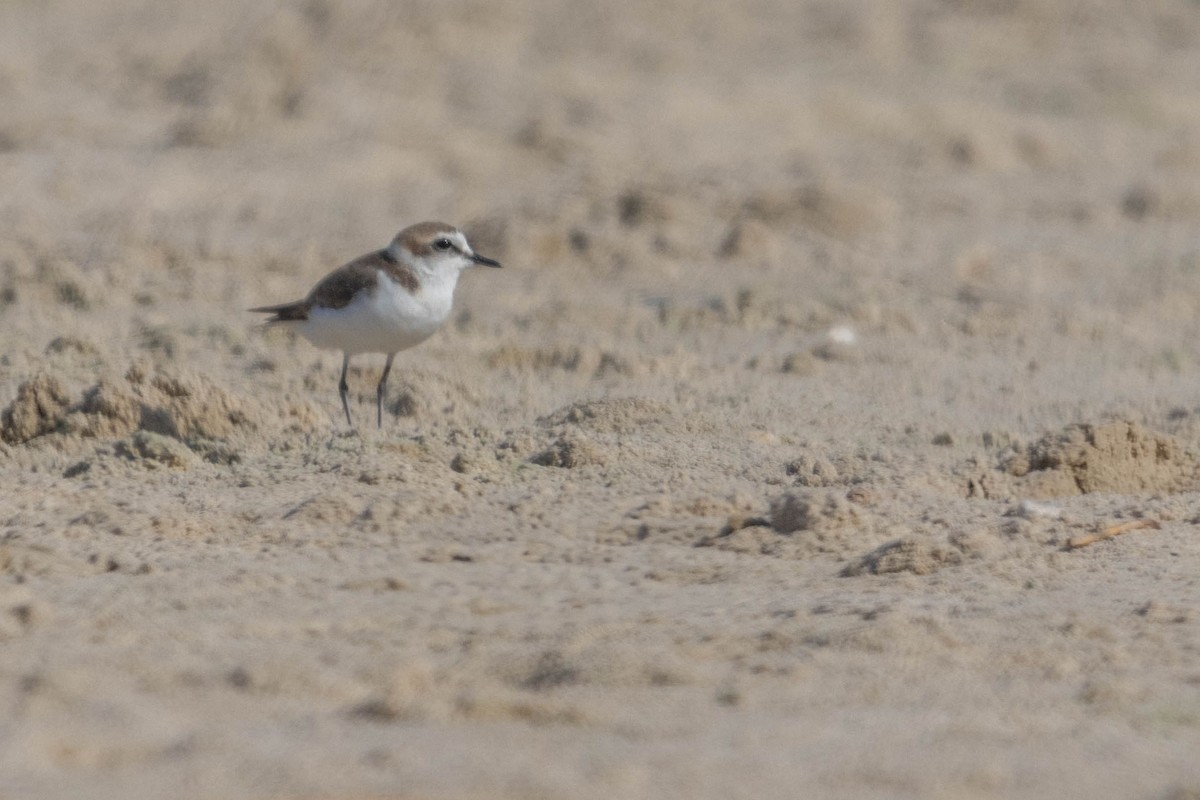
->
[3,1,1200,799]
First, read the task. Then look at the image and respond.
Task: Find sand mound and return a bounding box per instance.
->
[769,489,858,534]
[528,397,701,477]
[126,365,254,440]
[529,434,607,468]
[840,536,966,577]
[696,489,872,560]
[112,431,199,469]
[1,364,279,452]
[999,421,1199,498]
[538,397,675,434]
[0,374,71,444]
[382,370,483,420]
[963,421,1200,500]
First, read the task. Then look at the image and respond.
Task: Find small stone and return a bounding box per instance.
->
[63,461,92,478]
[1013,500,1062,520]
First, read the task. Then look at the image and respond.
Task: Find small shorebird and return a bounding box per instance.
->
[251,221,501,428]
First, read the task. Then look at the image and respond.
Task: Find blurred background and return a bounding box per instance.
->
[4,0,1200,427]
[4,0,1198,281]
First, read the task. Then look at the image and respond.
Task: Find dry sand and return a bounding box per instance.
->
[3,1,1200,798]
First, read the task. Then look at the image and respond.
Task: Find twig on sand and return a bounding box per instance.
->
[1066,519,1160,550]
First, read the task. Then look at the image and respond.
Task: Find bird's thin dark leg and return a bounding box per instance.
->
[339,353,353,428]
[376,353,395,429]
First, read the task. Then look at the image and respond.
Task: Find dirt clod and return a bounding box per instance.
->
[1,375,70,444]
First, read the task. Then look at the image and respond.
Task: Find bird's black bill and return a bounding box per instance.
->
[471,253,502,268]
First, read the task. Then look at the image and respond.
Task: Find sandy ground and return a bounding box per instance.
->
[3,1,1200,798]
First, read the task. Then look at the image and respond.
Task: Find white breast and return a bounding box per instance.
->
[298,270,460,355]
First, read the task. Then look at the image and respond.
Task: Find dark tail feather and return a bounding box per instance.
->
[249,300,309,323]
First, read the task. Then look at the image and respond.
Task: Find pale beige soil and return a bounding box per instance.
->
[3,2,1200,798]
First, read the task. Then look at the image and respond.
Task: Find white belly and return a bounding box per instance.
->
[297,272,454,355]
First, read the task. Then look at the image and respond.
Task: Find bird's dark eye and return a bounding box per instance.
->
[434,238,453,251]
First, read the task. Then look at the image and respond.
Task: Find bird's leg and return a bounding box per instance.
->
[376,353,395,429]
[339,353,353,428]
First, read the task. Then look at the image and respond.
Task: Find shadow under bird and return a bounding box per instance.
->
[250,221,501,428]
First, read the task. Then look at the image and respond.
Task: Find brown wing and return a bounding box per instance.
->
[307,249,419,308]
[249,249,417,322]
[306,258,380,310]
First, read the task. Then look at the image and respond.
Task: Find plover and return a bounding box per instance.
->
[251,221,501,428]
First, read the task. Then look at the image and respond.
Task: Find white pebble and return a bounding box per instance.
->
[827,326,857,345]
[1016,500,1062,520]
